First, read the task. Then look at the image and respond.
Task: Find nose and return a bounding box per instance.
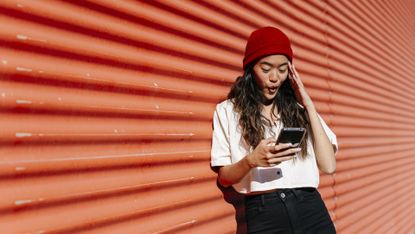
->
[269,69,279,83]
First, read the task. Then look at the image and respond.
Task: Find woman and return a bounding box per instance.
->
[211,27,338,233]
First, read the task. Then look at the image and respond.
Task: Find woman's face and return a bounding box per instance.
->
[253,54,289,103]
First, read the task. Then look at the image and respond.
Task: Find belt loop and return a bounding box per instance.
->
[260,194,265,207]
[291,188,300,200]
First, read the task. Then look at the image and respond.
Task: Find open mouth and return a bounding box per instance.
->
[268,87,277,93]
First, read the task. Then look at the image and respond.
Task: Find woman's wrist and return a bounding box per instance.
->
[245,152,257,169]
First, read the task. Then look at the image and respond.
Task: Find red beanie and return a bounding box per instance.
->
[243,27,293,70]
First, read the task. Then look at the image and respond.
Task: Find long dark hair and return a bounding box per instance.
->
[228,64,310,158]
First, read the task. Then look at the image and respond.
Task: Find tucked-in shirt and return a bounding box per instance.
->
[211,99,338,194]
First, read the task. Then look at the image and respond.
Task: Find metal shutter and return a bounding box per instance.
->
[0,1,414,233]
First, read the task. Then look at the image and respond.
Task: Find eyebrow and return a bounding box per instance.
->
[260,61,288,68]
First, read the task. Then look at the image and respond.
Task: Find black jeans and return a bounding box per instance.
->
[245,188,336,234]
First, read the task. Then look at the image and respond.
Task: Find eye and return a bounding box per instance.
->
[260,65,272,73]
[262,68,271,73]
[278,64,288,73]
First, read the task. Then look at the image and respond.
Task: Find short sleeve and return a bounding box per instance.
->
[211,105,232,167]
[318,115,339,154]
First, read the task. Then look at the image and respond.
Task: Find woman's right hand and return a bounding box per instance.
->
[247,137,301,167]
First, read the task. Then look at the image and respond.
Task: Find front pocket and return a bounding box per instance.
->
[245,201,263,221]
[299,189,320,202]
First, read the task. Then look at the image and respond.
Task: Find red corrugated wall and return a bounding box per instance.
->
[1,0,414,233]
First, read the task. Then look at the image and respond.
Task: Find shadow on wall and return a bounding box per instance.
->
[215,178,247,233]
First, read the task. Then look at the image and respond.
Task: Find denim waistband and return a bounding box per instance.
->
[245,187,316,202]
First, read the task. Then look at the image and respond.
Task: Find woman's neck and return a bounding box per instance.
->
[262,103,279,122]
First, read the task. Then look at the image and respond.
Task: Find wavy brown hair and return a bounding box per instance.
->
[228,64,311,158]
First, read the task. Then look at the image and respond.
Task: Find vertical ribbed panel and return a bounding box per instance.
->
[0,0,414,233]
[325,0,415,233]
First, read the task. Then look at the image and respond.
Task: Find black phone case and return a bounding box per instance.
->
[276,127,306,145]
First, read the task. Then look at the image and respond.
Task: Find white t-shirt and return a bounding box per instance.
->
[211,99,338,194]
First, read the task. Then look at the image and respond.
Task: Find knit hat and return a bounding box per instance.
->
[243,26,293,70]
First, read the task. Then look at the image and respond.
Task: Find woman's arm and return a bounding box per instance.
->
[288,62,336,174]
[217,155,252,187]
[218,139,299,187]
[304,106,336,174]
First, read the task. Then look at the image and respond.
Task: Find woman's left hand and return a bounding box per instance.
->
[288,61,313,108]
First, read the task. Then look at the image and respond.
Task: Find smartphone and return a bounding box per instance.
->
[276,127,306,147]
